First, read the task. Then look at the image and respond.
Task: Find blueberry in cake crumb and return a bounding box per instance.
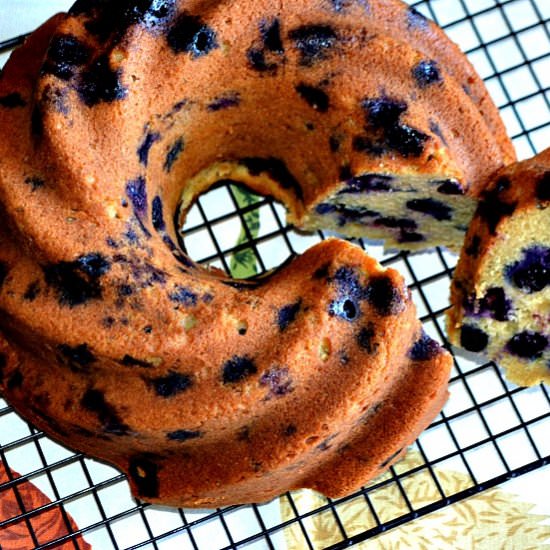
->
[164,138,184,172]
[138,131,161,166]
[375,216,417,229]
[409,331,441,361]
[277,300,302,331]
[295,84,329,112]
[506,331,548,359]
[129,455,159,498]
[476,287,512,321]
[259,366,293,397]
[0,93,26,108]
[460,324,489,352]
[356,324,378,353]
[223,356,257,384]
[338,174,393,194]
[412,60,442,88]
[505,246,550,294]
[76,54,127,107]
[81,388,130,435]
[406,198,453,220]
[167,429,202,441]
[436,179,464,195]
[365,275,404,316]
[43,34,91,81]
[288,25,337,66]
[167,13,218,58]
[536,171,550,201]
[315,203,337,214]
[152,371,193,398]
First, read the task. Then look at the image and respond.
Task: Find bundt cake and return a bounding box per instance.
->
[448,149,550,387]
[0,0,495,507]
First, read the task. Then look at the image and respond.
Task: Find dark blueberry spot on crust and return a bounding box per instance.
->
[164,138,184,172]
[237,426,251,441]
[329,267,366,321]
[152,371,192,398]
[43,34,91,80]
[409,331,441,361]
[477,177,517,234]
[536,171,550,202]
[126,176,148,216]
[44,253,110,307]
[207,92,241,111]
[278,300,302,331]
[436,179,464,195]
[240,157,303,200]
[76,54,127,107]
[167,429,202,441]
[313,263,330,279]
[261,18,284,53]
[129,455,159,499]
[7,370,23,390]
[507,331,548,359]
[339,174,393,194]
[288,25,337,66]
[505,246,550,294]
[385,125,429,158]
[23,281,40,301]
[329,135,341,152]
[0,262,8,289]
[465,235,481,257]
[284,424,297,436]
[24,177,45,191]
[407,6,429,28]
[295,84,329,112]
[0,93,27,108]
[407,198,453,221]
[31,106,44,136]
[169,285,197,306]
[260,367,293,397]
[167,13,218,58]
[365,275,404,316]
[81,388,130,435]
[357,324,377,353]
[137,131,161,166]
[152,196,165,231]
[412,60,442,88]
[246,48,277,73]
[222,355,257,384]
[339,164,353,181]
[460,324,488,352]
[362,97,407,128]
[58,343,96,370]
[429,120,448,146]
[121,354,152,368]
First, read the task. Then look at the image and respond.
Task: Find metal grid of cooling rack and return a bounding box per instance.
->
[0,0,549,549]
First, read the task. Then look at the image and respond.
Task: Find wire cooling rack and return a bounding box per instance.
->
[1,1,549,549]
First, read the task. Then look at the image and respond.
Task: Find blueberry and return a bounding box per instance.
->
[164,138,184,172]
[284,424,297,436]
[207,92,240,111]
[336,205,379,220]
[128,455,159,499]
[126,176,148,215]
[315,203,337,215]
[330,298,359,320]
[168,285,198,306]
[329,135,341,152]
[478,287,512,321]
[406,198,453,221]
[0,262,8,289]
[365,275,404,316]
[81,388,130,435]
[385,124,429,157]
[536,171,550,202]
[121,355,151,368]
[246,48,277,73]
[240,157,303,200]
[260,18,284,53]
[339,174,393,194]
[151,196,165,231]
[361,97,407,129]
[166,429,202,441]
[506,331,548,359]
[0,93,26,108]
[44,34,90,80]
[24,176,45,191]
[288,25,337,66]
[328,267,365,321]
[23,281,40,301]
[137,131,161,166]
[375,217,417,229]
[58,343,96,370]
[222,356,257,384]
[295,84,329,112]
[7,371,23,390]
[352,135,386,156]
[436,179,464,195]
[460,324,488,352]
[76,54,127,106]
[505,246,550,294]
[477,177,517,234]
[313,263,330,279]
[412,60,442,88]
[259,367,293,397]
[152,371,193,397]
[409,331,441,361]
[398,229,425,243]
[77,253,111,278]
[357,324,377,353]
[277,300,302,331]
[167,13,218,58]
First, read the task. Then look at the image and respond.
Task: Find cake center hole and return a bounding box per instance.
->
[179,181,289,279]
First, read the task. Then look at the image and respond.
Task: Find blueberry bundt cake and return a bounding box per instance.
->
[0,0,495,507]
[448,149,550,387]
